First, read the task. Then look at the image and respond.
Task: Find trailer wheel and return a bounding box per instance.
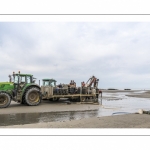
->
[0,92,11,108]
[49,98,53,101]
[80,96,86,102]
[53,97,59,101]
[25,87,41,106]
[76,97,80,102]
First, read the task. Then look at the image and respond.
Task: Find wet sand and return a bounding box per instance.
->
[0,90,150,128]
[0,100,100,115]
[103,89,150,98]
[1,113,150,128]
[126,91,150,98]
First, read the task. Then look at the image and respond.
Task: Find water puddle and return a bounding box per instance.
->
[0,110,99,126]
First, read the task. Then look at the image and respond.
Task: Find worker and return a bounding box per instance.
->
[59,83,62,88]
[55,86,59,94]
[82,81,85,87]
[70,80,73,85]
[73,80,76,87]
[99,90,102,98]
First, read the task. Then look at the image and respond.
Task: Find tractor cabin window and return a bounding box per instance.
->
[27,76,31,83]
[20,76,25,83]
[44,81,49,86]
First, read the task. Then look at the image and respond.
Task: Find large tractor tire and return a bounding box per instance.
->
[0,92,11,108]
[25,87,41,106]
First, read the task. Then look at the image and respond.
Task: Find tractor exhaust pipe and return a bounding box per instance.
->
[8,75,12,82]
[39,80,40,86]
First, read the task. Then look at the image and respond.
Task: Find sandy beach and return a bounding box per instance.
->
[0,90,150,128]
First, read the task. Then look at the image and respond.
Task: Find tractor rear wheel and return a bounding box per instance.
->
[0,92,11,108]
[25,87,41,106]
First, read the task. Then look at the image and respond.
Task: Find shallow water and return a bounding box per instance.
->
[0,91,150,126]
[100,91,150,116]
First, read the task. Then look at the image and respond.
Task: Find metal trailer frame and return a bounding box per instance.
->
[41,76,102,105]
[41,83,102,104]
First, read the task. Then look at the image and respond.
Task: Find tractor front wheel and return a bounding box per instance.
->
[0,92,11,108]
[25,88,41,106]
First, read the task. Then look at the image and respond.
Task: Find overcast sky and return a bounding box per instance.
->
[0,22,150,89]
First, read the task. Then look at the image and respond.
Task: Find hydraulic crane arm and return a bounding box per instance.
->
[85,76,99,88]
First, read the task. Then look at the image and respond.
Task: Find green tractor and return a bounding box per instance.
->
[0,71,41,108]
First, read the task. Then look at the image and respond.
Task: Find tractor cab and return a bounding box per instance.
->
[41,79,57,99]
[42,79,57,87]
[12,72,35,84]
[10,71,36,89]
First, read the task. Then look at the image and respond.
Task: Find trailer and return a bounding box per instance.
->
[41,76,102,104]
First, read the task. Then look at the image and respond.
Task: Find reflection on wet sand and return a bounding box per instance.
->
[0,110,99,126]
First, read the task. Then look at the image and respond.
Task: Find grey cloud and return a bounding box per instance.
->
[1,22,150,89]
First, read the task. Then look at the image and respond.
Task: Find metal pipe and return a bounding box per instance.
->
[80,82,82,101]
[80,82,82,94]
[8,75,12,82]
